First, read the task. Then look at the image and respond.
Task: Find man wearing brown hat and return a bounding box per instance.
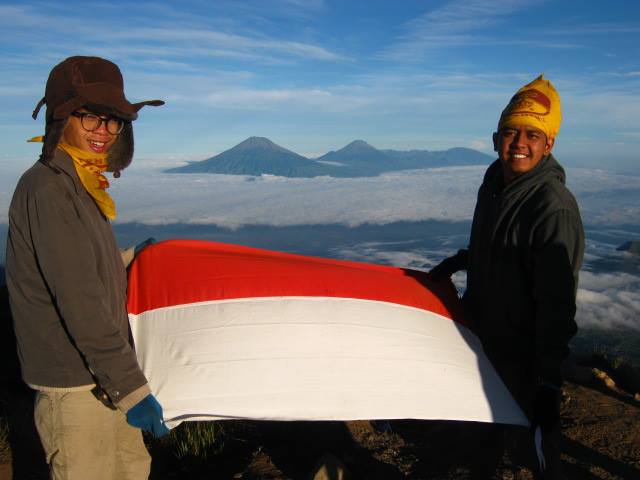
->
[6,56,166,479]
[430,75,584,479]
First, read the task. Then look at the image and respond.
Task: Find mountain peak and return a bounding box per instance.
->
[315,139,390,172]
[236,136,279,149]
[164,135,331,177]
[342,139,376,152]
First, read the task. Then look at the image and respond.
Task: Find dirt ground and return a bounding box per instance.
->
[2,379,638,480]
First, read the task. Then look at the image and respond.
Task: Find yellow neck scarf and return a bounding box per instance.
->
[57,141,116,220]
[28,136,116,220]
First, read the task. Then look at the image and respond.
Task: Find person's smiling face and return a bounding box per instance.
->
[493,124,554,184]
[61,108,120,154]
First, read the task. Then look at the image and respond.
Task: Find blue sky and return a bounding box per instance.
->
[1,0,639,171]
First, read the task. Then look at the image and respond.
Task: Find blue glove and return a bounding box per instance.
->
[126,394,170,437]
[134,237,156,257]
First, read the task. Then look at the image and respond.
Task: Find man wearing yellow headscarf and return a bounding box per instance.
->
[430,75,584,479]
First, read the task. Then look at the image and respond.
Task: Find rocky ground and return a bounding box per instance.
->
[2,375,638,480]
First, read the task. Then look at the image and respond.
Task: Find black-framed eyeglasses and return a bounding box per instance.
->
[71,111,125,135]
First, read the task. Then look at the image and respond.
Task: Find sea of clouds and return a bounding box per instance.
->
[117,165,640,229]
[94,164,640,228]
[1,160,639,228]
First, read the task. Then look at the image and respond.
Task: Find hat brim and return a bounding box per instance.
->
[52,83,164,121]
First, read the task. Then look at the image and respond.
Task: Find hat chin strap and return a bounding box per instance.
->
[107,122,134,175]
[39,118,67,165]
[32,97,46,120]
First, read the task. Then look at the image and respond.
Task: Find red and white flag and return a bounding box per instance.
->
[128,240,527,428]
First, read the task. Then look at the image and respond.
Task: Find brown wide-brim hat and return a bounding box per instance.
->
[33,56,164,122]
[33,56,164,173]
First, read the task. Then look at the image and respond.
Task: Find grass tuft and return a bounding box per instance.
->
[159,421,224,461]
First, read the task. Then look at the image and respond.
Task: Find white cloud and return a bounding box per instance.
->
[279,0,325,11]
[331,242,437,270]
[104,27,343,62]
[565,91,640,130]
[566,168,640,225]
[378,0,564,61]
[203,88,333,109]
[0,4,343,67]
[406,0,534,33]
[106,166,482,228]
[544,23,640,36]
[0,5,40,27]
[329,241,469,291]
[577,271,640,331]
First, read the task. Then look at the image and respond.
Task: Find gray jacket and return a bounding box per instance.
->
[6,149,149,411]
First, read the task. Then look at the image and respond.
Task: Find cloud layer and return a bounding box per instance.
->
[107,165,640,229]
[2,161,639,228]
[577,270,640,330]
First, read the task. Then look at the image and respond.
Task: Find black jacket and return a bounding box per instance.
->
[460,154,584,386]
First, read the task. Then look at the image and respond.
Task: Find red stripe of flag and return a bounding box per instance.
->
[127,240,467,326]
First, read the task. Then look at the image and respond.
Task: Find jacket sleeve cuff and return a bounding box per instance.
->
[116,383,151,413]
[452,249,469,271]
[120,246,136,269]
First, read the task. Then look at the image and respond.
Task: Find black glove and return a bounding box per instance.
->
[532,384,561,433]
[429,249,467,281]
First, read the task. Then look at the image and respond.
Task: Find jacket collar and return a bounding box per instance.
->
[486,154,566,194]
[47,148,83,196]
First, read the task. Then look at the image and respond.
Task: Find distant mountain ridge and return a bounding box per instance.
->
[165,137,493,177]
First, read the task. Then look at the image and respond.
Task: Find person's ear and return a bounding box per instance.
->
[544,136,555,155]
[492,132,498,152]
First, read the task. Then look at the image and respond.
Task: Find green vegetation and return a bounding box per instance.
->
[153,421,224,461]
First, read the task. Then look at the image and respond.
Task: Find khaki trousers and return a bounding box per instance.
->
[34,390,151,480]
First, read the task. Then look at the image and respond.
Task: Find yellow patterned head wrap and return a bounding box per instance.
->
[498,74,561,140]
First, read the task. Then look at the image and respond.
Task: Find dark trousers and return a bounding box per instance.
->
[469,422,562,479]
[469,359,564,479]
